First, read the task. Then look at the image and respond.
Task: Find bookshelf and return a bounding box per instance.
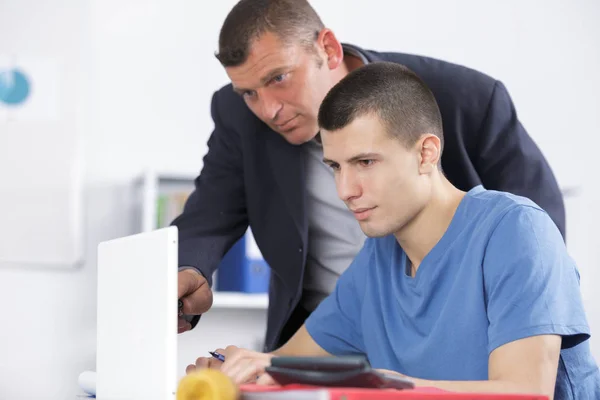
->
[212,292,269,309]
[133,170,269,310]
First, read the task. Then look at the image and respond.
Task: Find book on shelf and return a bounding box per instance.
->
[156,191,190,229]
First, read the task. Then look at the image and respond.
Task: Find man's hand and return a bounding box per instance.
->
[178,269,213,333]
[186,345,276,385]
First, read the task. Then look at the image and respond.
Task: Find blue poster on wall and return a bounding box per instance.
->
[0,56,60,122]
[0,68,31,106]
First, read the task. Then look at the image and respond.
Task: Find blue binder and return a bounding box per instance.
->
[215,230,270,293]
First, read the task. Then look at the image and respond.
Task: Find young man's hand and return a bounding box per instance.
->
[186,345,276,385]
[186,325,331,386]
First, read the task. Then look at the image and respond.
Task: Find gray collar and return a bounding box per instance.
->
[342,44,370,65]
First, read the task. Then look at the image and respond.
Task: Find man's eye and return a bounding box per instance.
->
[273,74,286,83]
[359,160,374,167]
[243,90,256,99]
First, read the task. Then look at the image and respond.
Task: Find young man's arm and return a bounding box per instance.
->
[395,204,589,400]
[273,325,332,357]
[186,240,373,384]
[382,334,561,399]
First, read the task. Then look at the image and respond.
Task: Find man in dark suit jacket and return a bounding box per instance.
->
[174,0,565,352]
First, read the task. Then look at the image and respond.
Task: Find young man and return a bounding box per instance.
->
[175,0,566,351]
[187,63,599,400]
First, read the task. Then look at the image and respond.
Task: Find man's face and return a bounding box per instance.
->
[225,32,335,145]
[322,114,431,237]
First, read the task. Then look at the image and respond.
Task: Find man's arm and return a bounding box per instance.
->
[171,90,249,328]
[386,335,560,399]
[171,90,249,285]
[475,81,566,239]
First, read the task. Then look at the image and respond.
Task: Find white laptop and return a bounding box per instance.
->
[96,226,178,400]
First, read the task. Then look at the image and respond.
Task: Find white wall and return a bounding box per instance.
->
[0,1,93,399]
[0,1,598,399]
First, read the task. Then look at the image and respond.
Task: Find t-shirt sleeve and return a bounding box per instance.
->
[304,239,372,356]
[484,205,590,354]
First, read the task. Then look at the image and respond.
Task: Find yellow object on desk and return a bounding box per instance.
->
[177,369,238,400]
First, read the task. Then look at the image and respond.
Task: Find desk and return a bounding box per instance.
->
[239,385,548,399]
[76,380,548,399]
[75,387,548,400]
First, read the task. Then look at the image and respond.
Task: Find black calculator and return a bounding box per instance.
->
[265,355,415,390]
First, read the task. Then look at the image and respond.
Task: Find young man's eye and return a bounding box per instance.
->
[359,160,374,167]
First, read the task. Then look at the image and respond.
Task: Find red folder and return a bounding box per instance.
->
[239,384,548,400]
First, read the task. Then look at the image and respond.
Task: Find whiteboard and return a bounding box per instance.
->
[0,55,84,267]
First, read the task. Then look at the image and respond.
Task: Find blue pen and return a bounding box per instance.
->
[209,351,225,362]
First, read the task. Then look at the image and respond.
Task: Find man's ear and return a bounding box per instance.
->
[417,134,441,174]
[316,28,344,70]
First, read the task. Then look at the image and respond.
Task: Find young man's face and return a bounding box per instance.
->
[322,114,431,237]
[225,32,336,145]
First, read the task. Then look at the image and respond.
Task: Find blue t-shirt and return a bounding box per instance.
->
[305,186,600,399]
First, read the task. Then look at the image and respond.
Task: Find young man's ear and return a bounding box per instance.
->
[418,134,441,173]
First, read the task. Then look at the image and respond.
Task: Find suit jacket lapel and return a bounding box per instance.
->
[265,129,308,247]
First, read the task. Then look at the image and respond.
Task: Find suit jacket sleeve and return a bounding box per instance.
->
[475,80,566,239]
[171,90,249,285]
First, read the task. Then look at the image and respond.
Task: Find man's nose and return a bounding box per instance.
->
[258,92,283,122]
[337,169,361,203]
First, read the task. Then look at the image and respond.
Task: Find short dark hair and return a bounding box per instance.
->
[318,62,444,153]
[216,0,325,67]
